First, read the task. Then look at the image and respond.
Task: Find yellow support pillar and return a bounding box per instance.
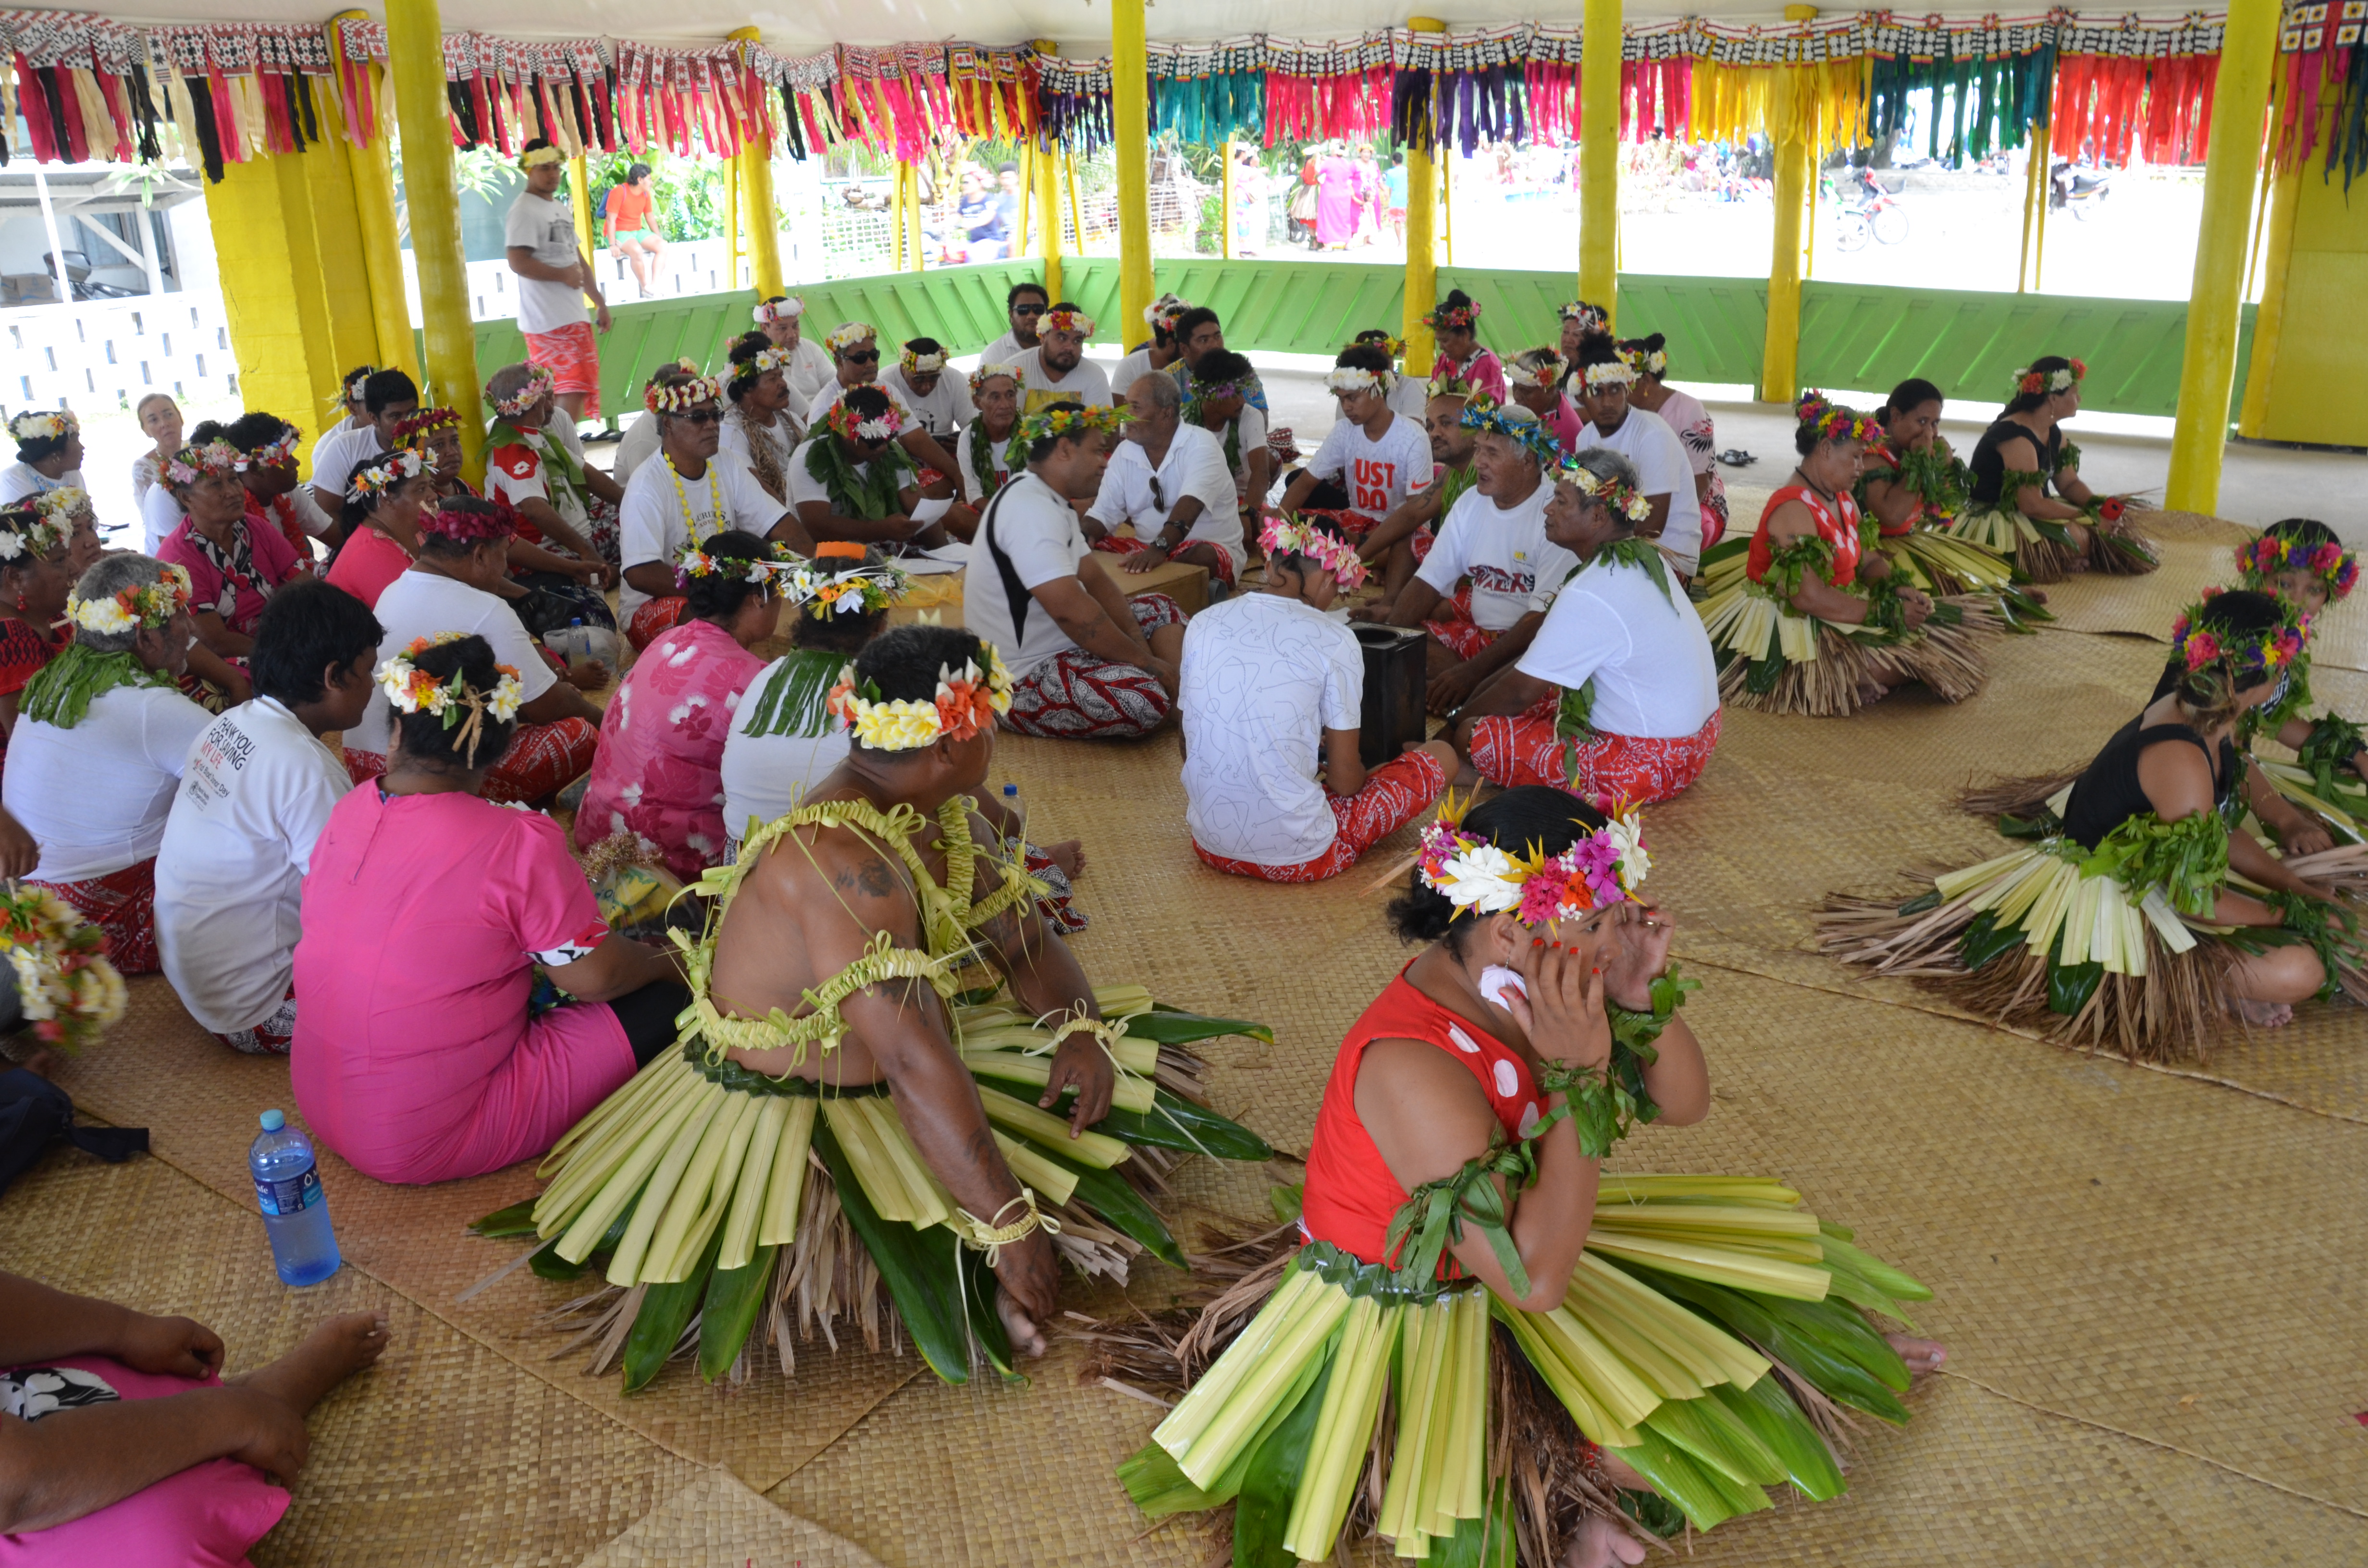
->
[2166,0,2278,513]
[1402,18,1445,378]
[386,0,482,473]
[730,28,785,298]
[1760,16,1819,404]
[2236,162,2301,439]
[724,147,743,284]
[2016,121,2051,293]
[1110,0,1154,341]
[1578,0,1621,323]
[1031,43,1062,302]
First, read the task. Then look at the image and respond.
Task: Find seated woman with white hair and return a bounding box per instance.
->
[0,555,210,972]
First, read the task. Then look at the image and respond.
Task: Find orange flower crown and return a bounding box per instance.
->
[825,648,1015,752]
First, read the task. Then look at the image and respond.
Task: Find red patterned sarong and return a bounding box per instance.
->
[1422,583,1495,660]
[1469,699,1721,808]
[1003,594,1186,740]
[217,983,297,1056]
[344,716,597,805]
[33,859,159,975]
[1409,525,1435,563]
[627,596,685,652]
[524,321,601,418]
[1194,749,1447,883]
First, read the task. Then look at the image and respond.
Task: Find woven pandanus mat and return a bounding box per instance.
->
[582,1470,885,1568]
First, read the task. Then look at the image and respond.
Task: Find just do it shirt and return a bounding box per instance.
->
[1305,410,1433,520]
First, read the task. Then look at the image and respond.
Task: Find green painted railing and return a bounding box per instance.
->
[445,259,2245,424]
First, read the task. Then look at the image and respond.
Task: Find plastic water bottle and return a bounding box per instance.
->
[250,1110,340,1286]
[1001,783,1026,848]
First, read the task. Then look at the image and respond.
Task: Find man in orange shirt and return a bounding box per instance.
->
[603,162,663,298]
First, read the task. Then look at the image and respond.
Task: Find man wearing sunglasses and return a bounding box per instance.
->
[1085,373,1240,591]
[805,323,959,479]
[616,368,805,649]
[980,282,1050,365]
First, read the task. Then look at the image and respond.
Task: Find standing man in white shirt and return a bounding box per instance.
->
[1276,345,1434,537]
[754,295,837,410]
[1569,337,1703,579]
[1085,375,1242,589]
[1110,294,1189,404]
[880,337,975,440]
[155,578,378,1054]
[1181,517,1455,882]
[1014,306,1112,413]
[504,139,611,423]
[617,370,802,649]
[964,403,1190,741]
[1453,447,1722,805]
[1359,401,1574,716]
[978,281,1048,365]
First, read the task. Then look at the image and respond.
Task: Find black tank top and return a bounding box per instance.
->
[2060,715,2237,851]
[1967,418,2060,507]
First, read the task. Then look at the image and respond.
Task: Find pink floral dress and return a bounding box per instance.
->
[572,618,765,880]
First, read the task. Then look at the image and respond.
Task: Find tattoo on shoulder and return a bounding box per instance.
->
[835,855,900,899]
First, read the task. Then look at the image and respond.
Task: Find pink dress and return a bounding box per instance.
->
[292,787,631,1185]
[1545,394,1583,456]
[323,527,412,609]
[572,618,765,881]
[1438,348,1508,404]
[1315,155,1357,245]
[156,516,301,636]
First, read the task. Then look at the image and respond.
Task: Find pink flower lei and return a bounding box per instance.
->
[1414,802,1651,925]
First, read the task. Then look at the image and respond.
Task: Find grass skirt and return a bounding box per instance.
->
[1955,504,2158,583]
[1093,1176,1931,1565]
[1696,577,2000,717]
[467,988,1276,1393]
[1876,529,2054,632]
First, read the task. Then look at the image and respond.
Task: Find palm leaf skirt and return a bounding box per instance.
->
[1696,579,1997,717]
[1112,1176,1931,1565]
[1961,503,2158,583]
[1876,529,2053,631]
[467,984,1276,1392]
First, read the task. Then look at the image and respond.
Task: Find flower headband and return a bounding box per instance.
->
[753,296,803,324]
[2014,359,2086,397]
[1425,368,1477,401]
[1325,366,1396,397]
[164,439,243,486]
[1423,300,1481,331]
[416,500,515,544]
[786,560,911,619]
[1145,294,1189,328]
[395,407,461,449]
[376,632,525,767]
[1011,403,1130,451]
[9,410,77,444]
[1794,391,1881,446]
[826,397,906,443]
[1187,377,1247,409]
[520,145,564,169]
[1041,307,1095,337]
[2169,588,2309,677]
[491,368,556,418]
[900,345,948,376]
[826,647,1014,751]
[338,366,376,401]
[1578,358,1638,391]
[1504,354,1566,391]
[1459,398,1559,467]
[969,361,1027,394]
[67,564,191,636]
[1260,516,1369,590]
[1416,796,1651,924]
[824,322,876,355]
[1355,335,1406,361]
[674,538,804,588]
[234,428,300,470]
[646,374,727,415]
[1558,301,1608,333]
[1618,343,1669,378]
[2236,534,2360,603]
[31,486,93,527]
[1558,459,1653,525]
[349,448,427,502]
[0,504,72,564]
[730,345,793,387]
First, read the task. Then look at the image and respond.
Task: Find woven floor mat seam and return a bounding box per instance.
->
[1672,948,2368,1128]
[1940,1370,2368,1522]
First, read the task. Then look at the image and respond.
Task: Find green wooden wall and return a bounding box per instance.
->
[442,260,2246,425]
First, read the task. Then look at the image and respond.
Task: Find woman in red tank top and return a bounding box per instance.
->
[1114,788,1944,1567]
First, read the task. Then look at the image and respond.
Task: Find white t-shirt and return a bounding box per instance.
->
[0,463,83,505]
[1306,411,1434,520]
[717,652,851,849]
[504,191,588,336]
[979,330,1031,367]
[1521,555,1721,739]
[1012,348,1111,412]
[140,482,185,555]
[4,683,210,882]
[1578,407,1703,575]
[804,378,915,434]
[782,338,838,410]
[1179,591,1364,867]
[1111,348,1178,402]
[1417,483,1573,633]
[1207,404,1271,508]
[154,697,350,1033]
[1088,426,1238,549]
[955,422,1018,504]
[1387,373,1429,420]
[612,411,661,485]
[309,420,379,495]
[881,363,974,438]
[964,470,1091,680]
[617,453,784,614]
[343,571,558,756]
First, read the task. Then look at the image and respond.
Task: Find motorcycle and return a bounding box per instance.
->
[2049,159,2112,220]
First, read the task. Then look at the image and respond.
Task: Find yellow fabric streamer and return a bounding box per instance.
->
[1691,60,1866,153]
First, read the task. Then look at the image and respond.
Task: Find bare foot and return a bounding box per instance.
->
[1563,1516,1648,1567]
[2234,996,2295,1028]
[1040,838,1086,881]
[231,1312,391,1418]
[1887,1333,1947,1378]
[994,1286,1047,1360]
[1857,680,1893,707]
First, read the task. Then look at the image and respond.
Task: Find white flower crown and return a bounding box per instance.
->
[377,632,526,723]
[825,322,876,354]
[1579,360,1639,391]
[969,361,1028,394]
[1504,356,1566,391]
[1325,367,1395,397]
[646,374,727,415]
[753,296,803,324]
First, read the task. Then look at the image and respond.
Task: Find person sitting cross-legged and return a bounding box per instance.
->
[0,1269,389,1564]
[1183,517,1456,882]
[341,498,604,805]
[1454,448,1723,806]
[0,556,210,972]
[963,403,1189,741]
[1276,343,1435,540]
[155,579,379,1054]
[1084,372,1242,590]
[717,330,804,503]
[155,434,305,689]
[294,633,690,1186]
[0,497,103,769]
[802,322,961,477]
[788,386,956,551]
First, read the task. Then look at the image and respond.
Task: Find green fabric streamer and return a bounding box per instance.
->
[2079,811,2230,919]
[19,642,178,731]
[804,434,913,520]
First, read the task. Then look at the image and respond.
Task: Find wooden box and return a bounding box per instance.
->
[1083,549,1210,614]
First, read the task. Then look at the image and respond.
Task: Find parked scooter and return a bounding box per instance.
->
[2048,159,2113,220]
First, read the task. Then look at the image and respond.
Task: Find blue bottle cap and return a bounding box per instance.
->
[1003,783,1019,796]
[571,617,584,626]
[259,1108,286,1132]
